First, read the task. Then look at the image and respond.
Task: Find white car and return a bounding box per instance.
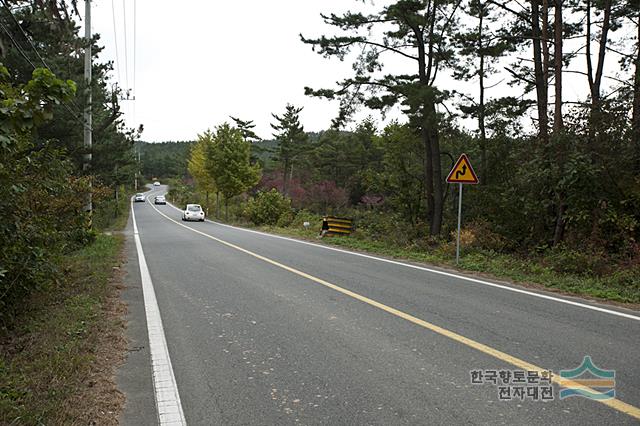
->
[134,193,145,202]
[154,195,166,205]
[182,204,205,222]
[153,181,161,186]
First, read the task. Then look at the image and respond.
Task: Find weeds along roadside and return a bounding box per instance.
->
[0,190,132,425]
[167,182,640,305]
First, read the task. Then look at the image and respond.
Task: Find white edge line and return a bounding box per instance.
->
[131,197,187,425]
[158,191,640,322]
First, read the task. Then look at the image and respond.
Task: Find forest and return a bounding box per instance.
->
[1,0,639,315]
[0,1,138,319]
[167,0,639,302]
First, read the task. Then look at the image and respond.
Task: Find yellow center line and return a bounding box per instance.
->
[144,200,640,420]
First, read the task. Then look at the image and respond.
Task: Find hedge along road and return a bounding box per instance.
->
[124,185,640,425]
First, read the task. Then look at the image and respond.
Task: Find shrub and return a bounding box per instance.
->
[290,209,323,231]
[258,172,307,208]
[305,180,349,211]
[244,189,293,226]
[352,209,421,246]
[460,220,509,252]
[601,267,640,300]
[543,245,611,276]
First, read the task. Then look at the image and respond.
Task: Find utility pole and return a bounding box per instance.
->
[83,0,92,213]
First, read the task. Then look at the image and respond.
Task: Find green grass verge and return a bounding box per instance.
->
[0,232,126,424]
[249,225,640,305]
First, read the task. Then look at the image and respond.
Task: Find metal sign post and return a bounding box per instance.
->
[446,153,479,265]
[456,183,462,264]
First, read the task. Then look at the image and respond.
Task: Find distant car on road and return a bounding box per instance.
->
[153,181,161,186]
[182,204,205,222]
[134,193,145,202]
[154,195,166,205]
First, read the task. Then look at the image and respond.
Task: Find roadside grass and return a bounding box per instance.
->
[165,188,640,305]
[93,187,132,232]
[0,223,128,424]
[248,224,640,305]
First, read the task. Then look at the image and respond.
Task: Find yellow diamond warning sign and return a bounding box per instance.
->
[446,153,479,184]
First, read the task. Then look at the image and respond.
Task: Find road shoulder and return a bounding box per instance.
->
[116,211,157,425]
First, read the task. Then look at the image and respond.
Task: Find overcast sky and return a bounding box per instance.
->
[83,1,615,143]
[84,0,382,142]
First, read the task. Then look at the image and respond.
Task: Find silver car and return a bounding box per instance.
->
[182,204,205,222]
[134,193,145,202]
[154,195,166,205]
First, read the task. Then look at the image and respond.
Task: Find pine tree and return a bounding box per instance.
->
[301,0,462,235]
[270,104,308,196]
[453,0,521,183]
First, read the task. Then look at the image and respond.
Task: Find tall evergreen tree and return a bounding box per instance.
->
[270,104,308,196]
[230,116,260,143]
[301,0,462,235]
[0,1,137,195]
[453,0,519,183]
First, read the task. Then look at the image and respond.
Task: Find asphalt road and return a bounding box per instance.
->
[118,185,640,425]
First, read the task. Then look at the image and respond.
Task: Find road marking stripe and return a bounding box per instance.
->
[131,199,187,425]
[160,197,639,322]
[149,199,640,420]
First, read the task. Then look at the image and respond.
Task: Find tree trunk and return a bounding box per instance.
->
[413,12,442,236]
[283,158,290,196]
[633,18,640,173]
[592,0,611,104]
[429,118,444,236]
[225,198,228,222]
[478,1,488,184]
[553,201,566,245]
[415,26,435,230]
[531,0,549,146]
[585,0,611,153]
[553,0,563,133]
[114,183,119,217]
[552,0,566,246]
[290,162,294,188]
[542,0,551,89]
[421,127,434,223]
[216,191,220,218]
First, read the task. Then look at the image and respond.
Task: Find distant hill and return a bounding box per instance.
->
[136,140,194,179]
[253,132,324,171]
[252,139,278,165]
[137,131,326,178]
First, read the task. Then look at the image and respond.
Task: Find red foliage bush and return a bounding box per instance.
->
[306,180,349,211]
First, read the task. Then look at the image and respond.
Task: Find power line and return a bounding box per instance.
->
[0,20,36,69]
[1,0,50,70]
[0,16,91,131]
[1,1,86,120]
[131,0,136,128]
[111,0,121,85]
[133,0,136,99]
[121,0,129,93]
